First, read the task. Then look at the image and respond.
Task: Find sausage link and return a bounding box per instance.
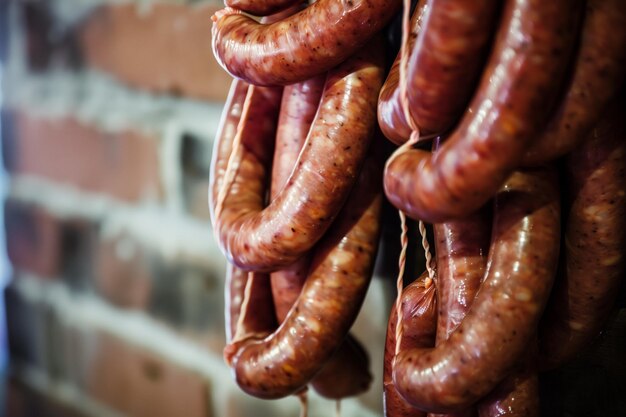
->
[270,75,325,321]
[393,167,561,413]
[522,0,626,165]
[310,335,372,399]
[224,266,276,344]
[477,346,540,417]
[213,43,384,271]
[384,0,581,223]
[227,148,384,399]
[211,80,280,358]
[270,76,372,399]
[428,204,492,417]
[539,97,626,370]
[224,0,302,17]
[211,1,397,86]
[405,0,498,136]
[384,272,437,417]
[433,207,491,345]
[209,79,249,225]
[377,0,428,145]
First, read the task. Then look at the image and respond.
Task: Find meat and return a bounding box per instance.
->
[310,335,372,399]
[477,347,540,417]
[227,147,384,399]
[393,167,561,412]
[269,75,325,322]
[384,272,437,417]
[224,266,276,344]
[212,43,384,271]
[404,0,498,136]
[383,0,582,223]
[211,2,397,85]
[428,203,492,417]
[522,0,626,165]
[433,207,491,347]
[224,0,302,17]
[269,74,372,399]
[539,96,626,370]
[377,0,428,145]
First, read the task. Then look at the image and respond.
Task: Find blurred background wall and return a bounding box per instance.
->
[0,1,401,416]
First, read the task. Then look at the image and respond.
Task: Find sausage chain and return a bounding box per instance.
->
[384,0,582,223]
[269,74,373,399]
[208,0,626,413]
[393,167,561,413]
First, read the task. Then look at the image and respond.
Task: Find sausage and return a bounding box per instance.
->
[227,147,384,399]
[377,0,428,145]
[433,207,491,346]
[522,0,626,165]
[310,335,372,399]
[224,0,302,17]
[269,75,372,399]
[211,1,398,86]
[428,203,492,417]
[213,43,384,271]
[211,80,280,358]
[393,167,561,413]
[404,0,498,136]
[538,96,626,370]
[224,266,276,346]
[209,79,249,226]
[384,272,437,417]
[477,346,540,417]
[383,0,581,223]
[269,75,325,322]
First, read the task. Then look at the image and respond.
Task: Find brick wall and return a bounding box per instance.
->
[0,1,400,416]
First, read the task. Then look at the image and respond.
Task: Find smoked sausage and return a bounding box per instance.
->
[226,148,384,399]
[428,204,492,417]
[384,272,437,417]
[213,44,384,271]
[404,0,498,136]
[270,75,372,399]
[384,0,581,223]
[393,167,561,412]
[477,347,540,417]
[522,0,626,165]
[269,75,325,322]
[211,2,397,85]
[224,0,302,17]
[539,97,626,370]
[378,0,428,145]
[224,265,276,344]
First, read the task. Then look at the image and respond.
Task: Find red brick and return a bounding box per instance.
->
[5,200,63,278]
[95,233,152,310]
[20,1,81,71]
[80,3,232,101]
[181,133,212,221]
[6,377,87,417]
[84,331,212,417]
[9,113,162,202]
[4,282,49,370]
[4,199,97,287]
[94,231,225,352]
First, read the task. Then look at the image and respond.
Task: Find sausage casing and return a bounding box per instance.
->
[213,43,384,271]
[228,148,383,399]
[522,0,626,165]
[539,97,626,370]
[212,1,398,85]
[384,272,437,417]
[384,0,581,223]
[393,167,561,412]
